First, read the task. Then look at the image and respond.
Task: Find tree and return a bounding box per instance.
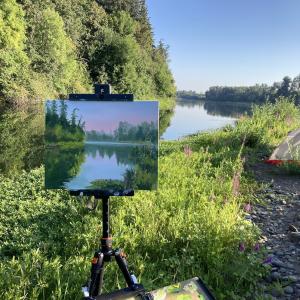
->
[291,75,300,93]
[28,7,90,96]
[278,76,292,97]
[0,0,30,102]
[1,0,176,102]
[59,100,67,126]
[153,41,176,97]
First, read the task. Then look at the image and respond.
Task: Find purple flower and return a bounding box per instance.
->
[184,145,192,157]
[263,256,273,264]
[239,242,246,252]
[254,243,260,252]
[244,203,251,212]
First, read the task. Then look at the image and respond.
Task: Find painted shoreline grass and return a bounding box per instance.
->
[0,98,299,299]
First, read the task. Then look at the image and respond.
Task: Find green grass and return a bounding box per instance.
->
[0,98,299,299]
[277,161,300,175]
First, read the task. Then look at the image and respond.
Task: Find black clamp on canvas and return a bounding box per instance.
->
[69,84,134,101]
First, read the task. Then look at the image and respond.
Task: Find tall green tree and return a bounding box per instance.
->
[278,76,292,97]
[0,0,30,103]
[153,41,176,97]
[28,8,90,97]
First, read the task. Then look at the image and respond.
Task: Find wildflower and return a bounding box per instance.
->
[244,203,251,212]
[254,243,260,252]
[184,145,192,157]
[239,242,245,252]
[263,256,272,264]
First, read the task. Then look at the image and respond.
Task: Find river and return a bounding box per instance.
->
[162,99,251,140]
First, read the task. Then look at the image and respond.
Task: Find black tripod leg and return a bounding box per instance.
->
[89,252,105,297]
[114,249,135,287]
[98,259,105,295]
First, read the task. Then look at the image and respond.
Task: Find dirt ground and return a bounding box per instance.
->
[250,161,300,195]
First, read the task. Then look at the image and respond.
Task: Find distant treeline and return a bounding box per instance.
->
[86,121,157,143]
[0,0,175,105]
[205,75,300,103]
[45,101,85,143]
[177,90,205,100]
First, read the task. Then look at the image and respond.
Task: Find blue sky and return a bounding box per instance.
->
[147,0,300,92]
[66,101,158,132]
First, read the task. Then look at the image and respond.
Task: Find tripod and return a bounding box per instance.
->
[70,190,152,300]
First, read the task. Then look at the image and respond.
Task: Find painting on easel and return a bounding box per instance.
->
[45,100,158,191]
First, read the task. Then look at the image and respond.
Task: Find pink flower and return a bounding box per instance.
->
[239,243,245,252]
[244,203,251,212]
[184,145,192,157]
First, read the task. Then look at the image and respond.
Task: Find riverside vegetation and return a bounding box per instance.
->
[205,75,300,104]
[0,98,299,299]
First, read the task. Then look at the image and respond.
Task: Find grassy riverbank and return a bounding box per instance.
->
[0,98,299,299]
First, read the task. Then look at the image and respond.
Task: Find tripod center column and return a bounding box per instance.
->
[101,196,112,253]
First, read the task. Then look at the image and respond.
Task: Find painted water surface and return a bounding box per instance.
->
[45,101,158,190]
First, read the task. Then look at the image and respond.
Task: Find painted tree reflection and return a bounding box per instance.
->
[86,144,158,190]
[45,146,85,188]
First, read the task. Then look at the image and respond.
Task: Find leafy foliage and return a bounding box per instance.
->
[0,0,30,102]
[177,90,205,100]
[0,0,176,104]
[28,8,90,97]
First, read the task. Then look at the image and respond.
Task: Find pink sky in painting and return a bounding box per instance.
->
[67,101,158,133]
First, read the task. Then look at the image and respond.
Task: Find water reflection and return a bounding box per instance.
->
[203,101,252,117]
[159,107,175,136]
[0,105,44,176]
[162,99,251,140]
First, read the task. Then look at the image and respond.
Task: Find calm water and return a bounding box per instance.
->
[161,99,251,140]
[45,142,158,190]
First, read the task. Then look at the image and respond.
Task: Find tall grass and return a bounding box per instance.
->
[0,98,299,299]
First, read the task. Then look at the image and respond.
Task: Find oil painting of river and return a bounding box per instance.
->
[45,100,158,191]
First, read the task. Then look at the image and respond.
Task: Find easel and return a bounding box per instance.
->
[69,85,152,299]
[70,190,152,300]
